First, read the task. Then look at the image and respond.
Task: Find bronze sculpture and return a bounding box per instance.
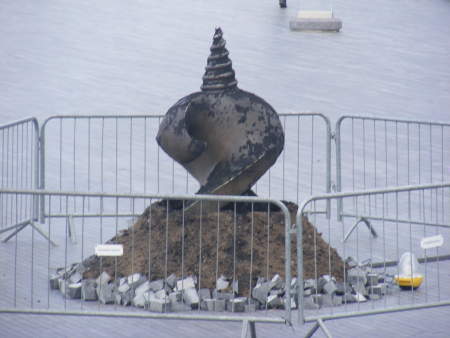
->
[157,28,284,197]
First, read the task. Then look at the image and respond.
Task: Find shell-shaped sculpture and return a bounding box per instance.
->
[156,28,284,196]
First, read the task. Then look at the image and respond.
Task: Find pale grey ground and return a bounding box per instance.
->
[1,0,450,337]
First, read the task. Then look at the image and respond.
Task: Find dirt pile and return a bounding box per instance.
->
[83,200,345,296]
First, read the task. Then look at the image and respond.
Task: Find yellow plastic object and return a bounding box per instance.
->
[395,252,424,289]
[394,275,424,289]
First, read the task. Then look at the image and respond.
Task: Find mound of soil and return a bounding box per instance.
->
[83,200,344,295]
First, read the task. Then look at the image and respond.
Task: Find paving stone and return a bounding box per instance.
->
[304,296,320,310]
[227,297,246,312]
[323,281,338,295]
[149,279,164,292]
[200,298,213,311]
[49,274,61,290]
[311,294,323,306]
[171,302,192,312]
[252,282,271,304]
[367,273,379,286]
[81,279,97,301]
[183,288,199,308]
[368,293,380,300]
[348,268,368,287]
[97,283,115,304]
[213,290,234,300]
[214,299,226,312]
[335,282,352,295]
[245,303,256,312]
[283,296,296,309]
[176,276,196,291]
[198,288,211,301]
[67,282,82,299]
[148,298,171,312]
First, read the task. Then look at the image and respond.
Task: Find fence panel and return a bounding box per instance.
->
[336,116,450,192]
[0,189,291,332]
[295,183,450,336]
[40,113,331,207]
[0,118,39,232]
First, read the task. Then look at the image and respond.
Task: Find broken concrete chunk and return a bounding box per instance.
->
[96,272,112,286]
[183,288,199,308]
[149,279,164,292]
[154,289,167,300]
[168,291,182,304]
[166,274,177,289]
[198,288,211,301]
[213,289,234,300]
[176,276,196,291]
[269,274,283,290]
[69,271,83,284]
[216,275,229,291]
[202,298,215,311]
[135,281,151,297]
[121,288,135,306]
[335,282,351,295]
[127,273,146,289]
[345,257,359,269]
[81,279,97,301]
[353,292,367,302]
[311,294,323,307]
[117,282,130,294]
[97,283,115,304]
[267,294,283,308]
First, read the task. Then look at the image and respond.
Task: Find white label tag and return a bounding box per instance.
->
[95,244,123,256]
[420,234,444,250]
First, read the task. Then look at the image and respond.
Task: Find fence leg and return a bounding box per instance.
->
[343,217,377,243]
[0,219,57,246]
[241,320,257,338]
[304,319,332,338]
[67,215,77,244]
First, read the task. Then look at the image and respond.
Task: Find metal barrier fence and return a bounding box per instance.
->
[0,189,291,336]
[39,113,331,208]
[295,183,450,337]
[335,116,450,216]
[0,118,40,236]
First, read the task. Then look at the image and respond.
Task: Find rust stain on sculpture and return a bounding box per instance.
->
[156,28,284,196]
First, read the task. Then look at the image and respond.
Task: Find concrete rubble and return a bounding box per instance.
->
[51,256,399,313]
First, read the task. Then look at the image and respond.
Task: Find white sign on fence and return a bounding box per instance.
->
[95,244,124,257]
[420,234,444,250]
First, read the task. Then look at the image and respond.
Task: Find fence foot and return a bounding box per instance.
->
[304,318,332,338]
[343,217,377,243]
[67,215,77,244]
[0,219,57,247]
[241,320,257,338]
